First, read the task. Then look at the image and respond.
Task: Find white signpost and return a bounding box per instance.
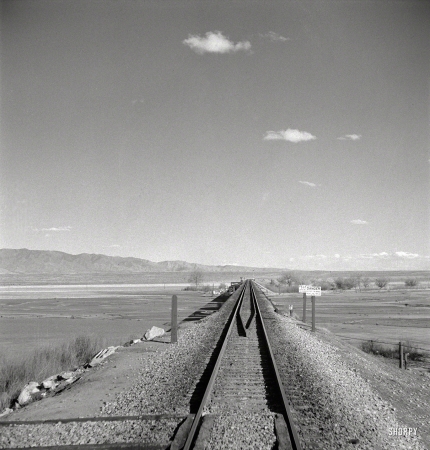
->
[299,286,321,331]
[305,286,321,297]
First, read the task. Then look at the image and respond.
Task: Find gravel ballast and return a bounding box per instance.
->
[256,287,426,450]
[1,285,428,449]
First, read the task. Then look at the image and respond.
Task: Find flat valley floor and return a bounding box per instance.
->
[0,284,227,362]
[273,288,430,355]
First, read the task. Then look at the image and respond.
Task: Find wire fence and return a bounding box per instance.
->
[331,333,430,370]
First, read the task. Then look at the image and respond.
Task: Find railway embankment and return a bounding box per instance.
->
[257,288,429,449]
[1,285,429,449]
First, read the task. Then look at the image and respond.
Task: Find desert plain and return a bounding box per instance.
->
[0,283,231,362]
[271,287,430,357]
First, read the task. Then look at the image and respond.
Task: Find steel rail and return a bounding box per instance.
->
[250,281,303,450]
[182,282,247,450]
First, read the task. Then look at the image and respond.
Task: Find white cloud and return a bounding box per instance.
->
[351,219,368,225]
[338,134,362,141]
[334,254,341,258]
[260,31,289,42]
[183,31,251,54]
[41,226,72,232]
[395,251,420,258]
[305,254,327,259]
[264,128,316,143]
[299,181,317,187]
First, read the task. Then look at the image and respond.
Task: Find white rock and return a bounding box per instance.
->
[133,339,141,344]
[88,346,118,367]
[60,371,75,380]
[0,408,13,418]
[18,382,40,406]
[144,326,165,341]
[42,379,58,389]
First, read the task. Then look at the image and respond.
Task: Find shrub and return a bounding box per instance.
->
[0,335,106,411]
[362,277,371,288]
[277,272,297,287]
[405,278,419,287]
[335,277,356,290]
[404,341,429,361]
[335,278,344,289]
[375,278,388,289]
[320,281,335,291]
[360,340,398,358]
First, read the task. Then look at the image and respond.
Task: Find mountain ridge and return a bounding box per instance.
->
[0,249,280,274]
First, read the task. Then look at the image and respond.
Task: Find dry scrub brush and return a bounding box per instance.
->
[0,335,106,411]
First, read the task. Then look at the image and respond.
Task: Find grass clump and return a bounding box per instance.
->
[360,340,398,359]
[404,341,429,361]
[361,340,429,362]
[0,335,106,411]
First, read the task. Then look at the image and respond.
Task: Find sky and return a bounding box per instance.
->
[1,0,429,270]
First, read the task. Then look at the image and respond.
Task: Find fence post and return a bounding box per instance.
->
[311,296,316,332]
[302,293,307,323]
[399,341,403,369]
[289,305,293,317]
[171,295,178,344]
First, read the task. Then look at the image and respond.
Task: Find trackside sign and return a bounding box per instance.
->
[299,285,322,296]
[306,286,321,296]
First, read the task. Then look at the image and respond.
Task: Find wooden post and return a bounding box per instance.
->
[171,295,178,343]
[311,296,316,332]
[302,293,307,323]
[399,342,403,369]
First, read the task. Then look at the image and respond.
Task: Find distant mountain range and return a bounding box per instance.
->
[0,249,278,274]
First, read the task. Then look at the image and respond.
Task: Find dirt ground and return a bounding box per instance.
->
[0,337,173,422]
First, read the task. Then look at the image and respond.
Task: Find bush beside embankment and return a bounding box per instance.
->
[0,335,106,411]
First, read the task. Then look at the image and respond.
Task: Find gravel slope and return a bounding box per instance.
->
[256,288,427,450]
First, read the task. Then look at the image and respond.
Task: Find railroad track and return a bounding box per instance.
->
[181,280,302,450]
[1,282,302,450]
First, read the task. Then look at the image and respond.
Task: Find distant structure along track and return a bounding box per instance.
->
[183,280,302,449]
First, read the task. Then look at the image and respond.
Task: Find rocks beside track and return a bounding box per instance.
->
[0,418,180,448]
